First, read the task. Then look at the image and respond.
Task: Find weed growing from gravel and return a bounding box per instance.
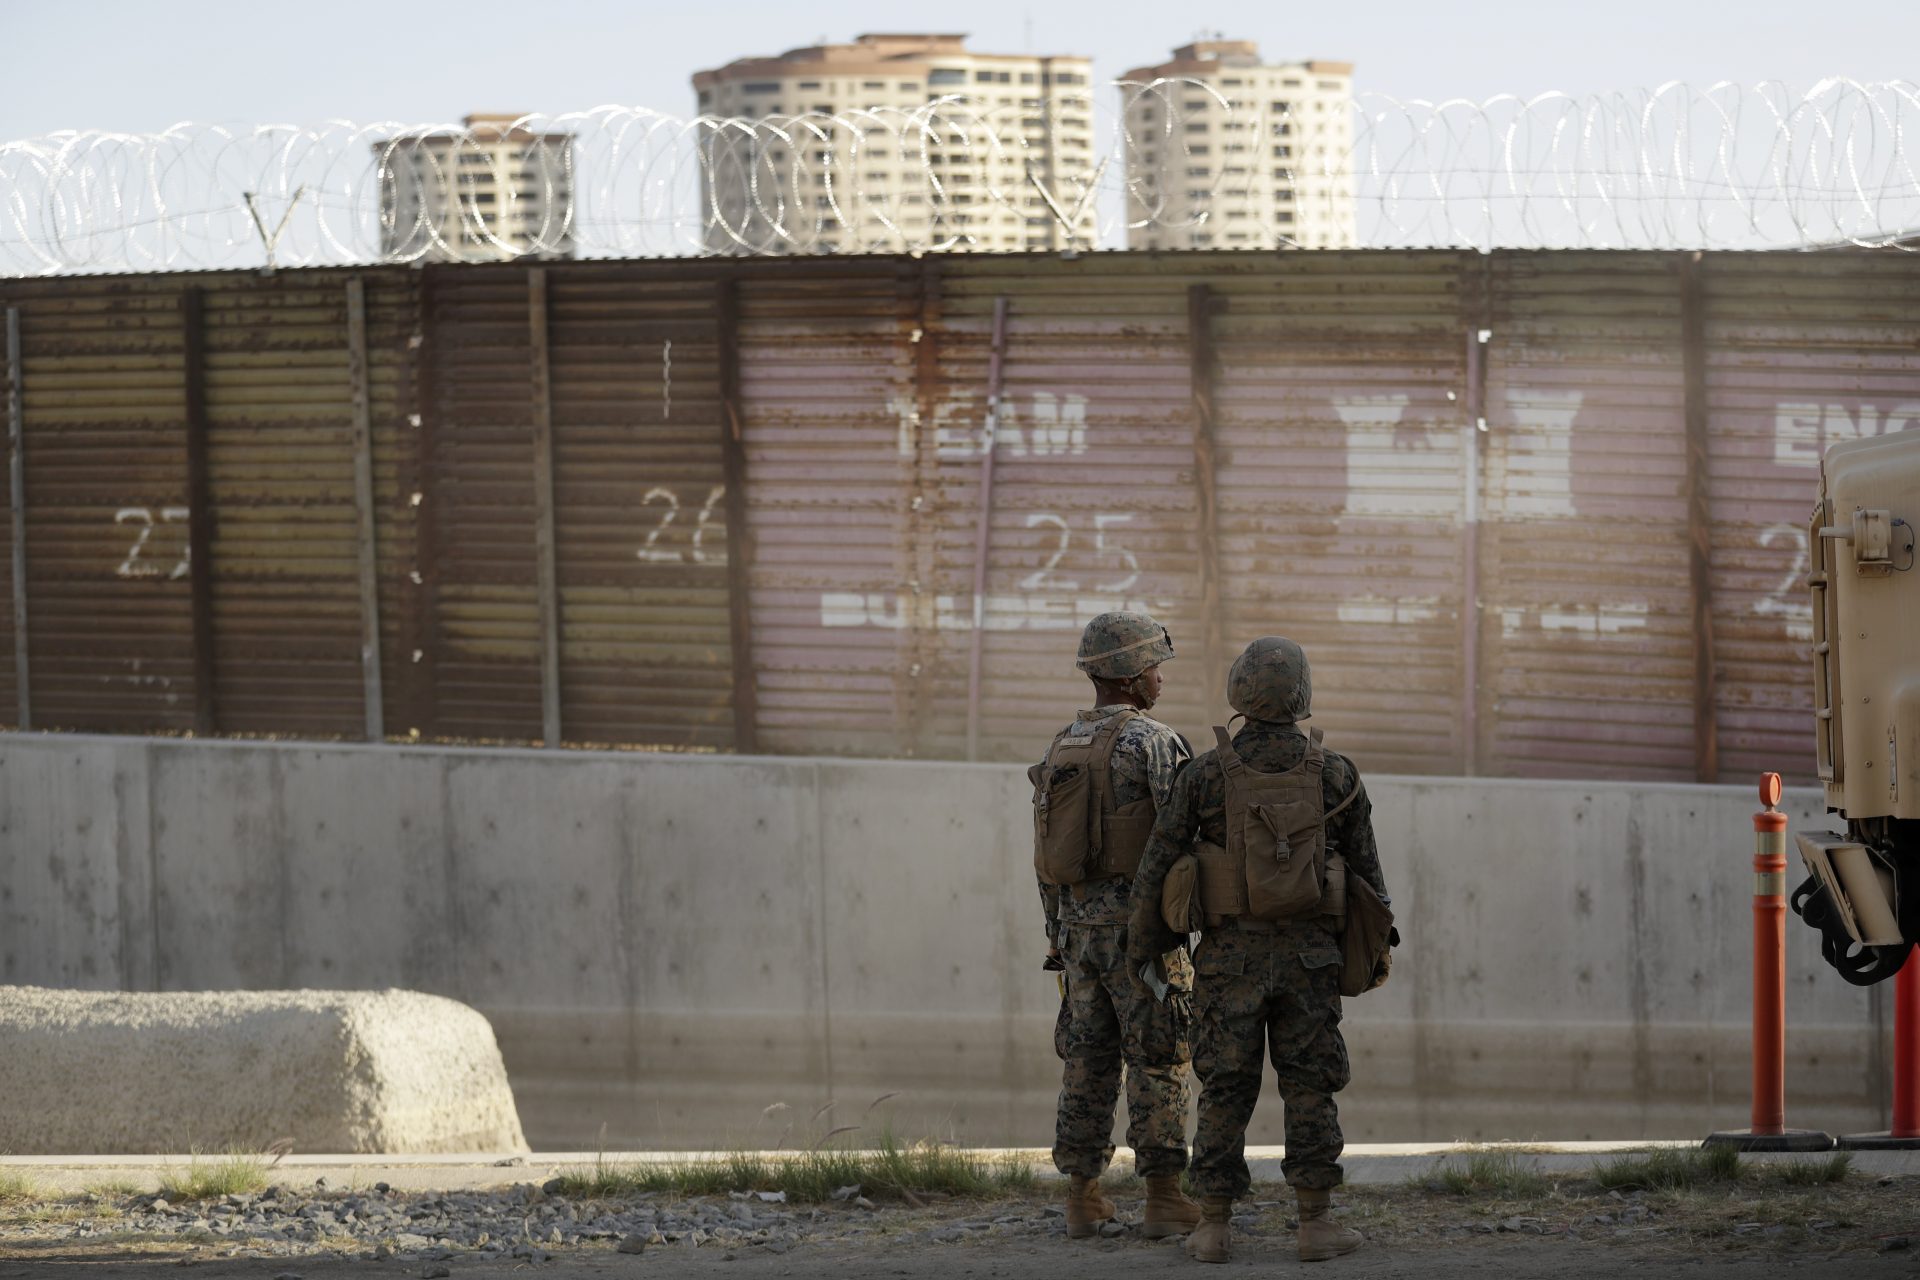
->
[0,1171,39,1203]
[1749,1152,1852,1187]
[1415,1150,1549,1197]
[555,1134,1032,1203]
[1591,1144,1741,1192]
[157,1152,270,1201]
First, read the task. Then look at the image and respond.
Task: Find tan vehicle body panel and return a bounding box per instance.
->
[1813,430,1920,820]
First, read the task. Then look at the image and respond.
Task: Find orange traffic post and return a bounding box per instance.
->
[1843,947,1920,1147]
[1898,953,1920,1140]
[1705,774,1833,1151]
[1750,773,1788,1136]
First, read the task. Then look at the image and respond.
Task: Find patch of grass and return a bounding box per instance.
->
[157,1151,270,1202]
[0,1171,41,1203]
[1751,1152,1852,1187]
[1591,1144,1741,1192]
[554,1134,1033,1204]
[82,1179,145,1200]
[1413,1150,1549,1197]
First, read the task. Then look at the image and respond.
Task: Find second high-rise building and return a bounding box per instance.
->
[692,34,1098,254]
[1121,41,1356,250]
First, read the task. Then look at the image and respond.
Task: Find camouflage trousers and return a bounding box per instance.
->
[1052,923,1194,1179]
[1188,921,1350,1198]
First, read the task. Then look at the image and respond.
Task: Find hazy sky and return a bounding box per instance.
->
[3,0,1917,139]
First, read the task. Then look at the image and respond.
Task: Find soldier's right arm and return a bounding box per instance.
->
[1126,762,1202,967]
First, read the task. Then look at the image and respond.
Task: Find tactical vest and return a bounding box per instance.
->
[1031,709,1157,887]
[1193,725,1352,923]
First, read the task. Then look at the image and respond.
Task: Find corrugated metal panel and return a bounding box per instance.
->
[200,272,363,736]
[1704,252,1920,783]
[422,265,544,740]
[5,251,1907,779]
[0,276,196,732]
[544,265,733,747]
[927,256,1205,758]
[1482,253,1696,778]
[736,259,917,757]
[1209,252,1470,774]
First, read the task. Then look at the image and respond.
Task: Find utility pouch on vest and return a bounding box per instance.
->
[1102,802,1154,880]
[1194,838,1245,917]
[1161,854,1201,934]
[1210,725,1327,922]
[1320,852,1348,926]
[1032,709,1142,887]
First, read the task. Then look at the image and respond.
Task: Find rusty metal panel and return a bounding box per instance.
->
[543,263,733,747]
[0,276,196,732]
[199,272,366,736]
[422,264,544,739]
[1482,252,1696,779]
[921,255,1204,758]
[1206,252,1472,774]
[735,259,917,757]
[1703,251,1920,784]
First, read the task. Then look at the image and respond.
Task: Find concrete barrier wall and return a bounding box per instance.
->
[0,733,1896,1149]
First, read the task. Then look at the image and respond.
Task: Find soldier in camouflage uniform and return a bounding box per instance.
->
[1035,612,1202,1239]
[1128,637,1388,1264]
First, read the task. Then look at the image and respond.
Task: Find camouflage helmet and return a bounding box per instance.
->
[1228,636,1312,722]
[1076,611,1175,681]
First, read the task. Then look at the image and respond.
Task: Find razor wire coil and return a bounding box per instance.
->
[2,78,1917,275]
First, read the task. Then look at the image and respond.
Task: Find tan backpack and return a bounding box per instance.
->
[1030,710,1157,887]
[1189,725,1354,923]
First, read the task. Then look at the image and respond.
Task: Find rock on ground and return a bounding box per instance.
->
[0,986,527,1154]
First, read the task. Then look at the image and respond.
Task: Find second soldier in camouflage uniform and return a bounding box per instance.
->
[1034,612,1202,1239]
[1128,636,1388,1264]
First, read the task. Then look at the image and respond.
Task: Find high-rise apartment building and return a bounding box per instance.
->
[1121,43,1355,250]
[692,34,1097,254]
[375,113,575,263]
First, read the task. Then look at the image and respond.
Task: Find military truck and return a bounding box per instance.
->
[1792,430,1920,984]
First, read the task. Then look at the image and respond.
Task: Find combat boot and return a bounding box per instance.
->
[1141,1174,1202,1238]
[1064,1175,1116,1239]
[1186,1196,1233,1263]
[1295,1187,1363,1261]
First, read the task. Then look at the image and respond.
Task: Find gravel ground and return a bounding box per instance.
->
[2,1174,1917,1278]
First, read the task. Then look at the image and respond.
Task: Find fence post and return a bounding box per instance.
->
[1680,251,1719,783]
[527,266,562,748]
[1460,260,1490,775]
[1187,283,1226,714]
[405,271,440,740]
[5,307,28,729]
[714,277,758,754]
[181,289,217,736]
[345,276,386,741]
[964,295,1010,762]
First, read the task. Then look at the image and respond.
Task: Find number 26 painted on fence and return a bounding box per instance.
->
[636,485,726,564]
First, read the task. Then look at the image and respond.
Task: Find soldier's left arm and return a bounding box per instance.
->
[1329,754,1389,903]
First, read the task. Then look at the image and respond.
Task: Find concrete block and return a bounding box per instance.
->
[0,986,528,1155]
